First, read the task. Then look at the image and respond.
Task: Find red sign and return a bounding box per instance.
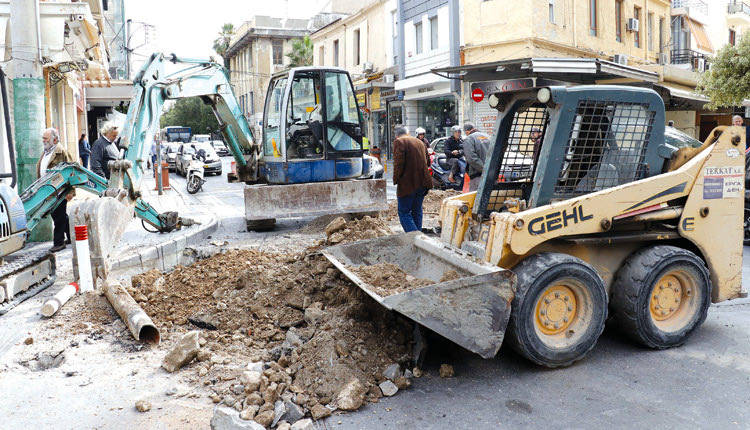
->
[471,88,484,103]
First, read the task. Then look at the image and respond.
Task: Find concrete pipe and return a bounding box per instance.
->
[103,279,160,344]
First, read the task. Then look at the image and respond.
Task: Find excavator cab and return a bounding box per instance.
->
[261,68,366,183]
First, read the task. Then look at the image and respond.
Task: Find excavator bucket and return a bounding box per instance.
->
[244,179,388,230]
[322,231,515,359]
[68,197,134,281]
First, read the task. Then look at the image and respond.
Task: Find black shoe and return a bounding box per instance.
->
[50,244,66,253]
[65,238,71,245]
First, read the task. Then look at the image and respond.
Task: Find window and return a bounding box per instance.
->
[415,21,423,54]
[249,92,254,115]
[240,95,246,116]
[353,29,360,65]
[286,72,323,159]
[392,11,398,64]
[430,16,438,50]
[248,44,253,67]
[333,40,339,67]
[648,13,654,51]
[272,40,283,65]
[659,17,664,53]
[262,77,287,156]
[324,72,362,152]
[730,29,737,46]
[634,7,640,48]
[549,0,555,23]
[615,0,622,42]
[589,0,597,36]
[103,0,109,10]
[319,46,324,66]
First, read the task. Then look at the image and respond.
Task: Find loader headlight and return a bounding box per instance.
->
[488,94,500,109]
[537,87,551,104]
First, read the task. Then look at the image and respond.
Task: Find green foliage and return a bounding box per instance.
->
[696,34,750,109]
[285,35,314,67]
[213,23,235,68]
[160,97,219,135]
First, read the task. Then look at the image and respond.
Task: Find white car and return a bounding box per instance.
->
[176,142,222,176]
[210,140,230,156]
[360,154,384,179]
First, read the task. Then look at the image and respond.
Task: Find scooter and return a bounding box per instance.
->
[186,154,206,194]
[430,153,465,191]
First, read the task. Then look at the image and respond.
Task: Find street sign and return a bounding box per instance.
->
[471,88,484,103]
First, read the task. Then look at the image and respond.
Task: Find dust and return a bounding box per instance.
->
[349,263,433,297]
[381,189,461,221]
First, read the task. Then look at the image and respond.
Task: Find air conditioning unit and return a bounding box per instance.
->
[383,74,395,83]
[657,53,669,65]
[613,54,628,65]
[362,62,374,74]
[626,18,639,32]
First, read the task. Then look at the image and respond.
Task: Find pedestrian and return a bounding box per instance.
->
[90,122,120,179]
[530,126,543,162]
[38,128,74,253]
[415,127,430,151]
[392,125,432,233]
[150,141,158,171]
[463,123,491,192]
[445,125,464,183]
[732,115,750,149]
[78,133,90,168]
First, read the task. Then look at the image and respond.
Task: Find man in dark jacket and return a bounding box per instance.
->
[445,125,464,183]
[393,125,432,232]
[463,123,491,192]
[90,122,120,179]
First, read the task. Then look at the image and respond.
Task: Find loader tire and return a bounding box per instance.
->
[610,246,711,349]
[507,253,607,368]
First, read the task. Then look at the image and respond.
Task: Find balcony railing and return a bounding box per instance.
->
[728,0,750,15]
[670,49,710,72]
[672,0,709,16]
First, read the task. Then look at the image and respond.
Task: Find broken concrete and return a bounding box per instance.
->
[291,418,315,430]
[379,380,398,397]
[310,404,331,420]
[135,400,151,412]
[382,363,402,380]
[211,405,265,430]
[336,378,367,411]
[162,331,201,373]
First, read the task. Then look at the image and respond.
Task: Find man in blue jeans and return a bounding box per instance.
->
[392,125,433,232]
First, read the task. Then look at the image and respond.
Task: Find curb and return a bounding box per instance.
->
[110,215,219,276]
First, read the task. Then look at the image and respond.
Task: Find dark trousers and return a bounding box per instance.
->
[52,199,70,247]
[446,158,461,176]
[80,154,89,169]
[397,187,427,233]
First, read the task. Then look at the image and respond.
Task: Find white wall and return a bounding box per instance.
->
[403,5,450,77]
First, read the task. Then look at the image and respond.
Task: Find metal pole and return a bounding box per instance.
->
[156,141,163,195]
[126,18,132,80]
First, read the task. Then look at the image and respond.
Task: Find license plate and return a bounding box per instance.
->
[204,165,210,168]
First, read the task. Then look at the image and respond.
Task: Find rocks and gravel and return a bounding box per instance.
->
[379,380,399,397]
[336,378,368,411]
[161,331,201,372]
[211,405,265,430]
[135,400,151,412]
[439,364,455,378]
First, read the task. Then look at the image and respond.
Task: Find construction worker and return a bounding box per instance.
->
[463,123,491,192]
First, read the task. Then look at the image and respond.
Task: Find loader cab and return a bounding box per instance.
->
[261,67,365,183]
[473,86,666,218]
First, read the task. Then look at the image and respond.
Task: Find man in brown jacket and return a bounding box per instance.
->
[392,125,432,232]
[37,128,74,252]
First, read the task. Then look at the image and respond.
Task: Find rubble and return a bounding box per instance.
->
[439,364,455,378]
[211,405,265,430]
[161,331,201,373]
[324,215,393,244]
[350,263,433,297]
[310,404,331,420]
[135,400,151,412]
[290,419,315,430]
[336,378,367,411]
[379,380,399,397]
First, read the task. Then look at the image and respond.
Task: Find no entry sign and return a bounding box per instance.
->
[471,88,484,103]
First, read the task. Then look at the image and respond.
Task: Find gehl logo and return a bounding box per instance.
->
[528,206,593,235]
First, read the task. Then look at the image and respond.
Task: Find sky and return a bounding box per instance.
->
[125,0,326,68]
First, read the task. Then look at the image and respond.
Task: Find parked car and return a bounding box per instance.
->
[192,134,211,143]
[210,140,230,156]
[163,143,181,171]
[175,142,222,176]
[359,154,384,179]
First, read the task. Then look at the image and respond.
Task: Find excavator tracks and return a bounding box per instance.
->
[0,244,56,315]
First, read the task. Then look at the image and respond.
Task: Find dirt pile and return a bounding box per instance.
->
[323,216,392,245]
[381,189,461,221]
[121,249,413,425]
[349,263,433,297]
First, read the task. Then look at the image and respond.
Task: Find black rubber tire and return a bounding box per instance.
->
[187,175,201,194]
[744,208,750,246]
[247,218,276,231]
[506,253,608,368]
[610,246,711,349]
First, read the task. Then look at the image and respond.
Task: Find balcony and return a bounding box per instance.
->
[671,49,709,72]
[727,1,750,27]
[672,0,709,24]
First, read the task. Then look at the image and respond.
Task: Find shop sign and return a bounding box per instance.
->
[418,86,435,93]
[370,88,381,110]
[356,91,366,107]
[380,89,396,100]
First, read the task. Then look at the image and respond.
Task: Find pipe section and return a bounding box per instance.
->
[103,279,160,344]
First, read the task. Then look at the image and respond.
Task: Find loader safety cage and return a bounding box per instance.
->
[473,86,666,218]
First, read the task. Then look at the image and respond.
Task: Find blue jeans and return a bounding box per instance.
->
[397,187,427,232]
[80,154,89,169]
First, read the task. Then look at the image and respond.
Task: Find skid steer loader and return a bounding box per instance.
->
[324,85,745,368]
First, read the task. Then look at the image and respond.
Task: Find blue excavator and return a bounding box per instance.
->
[0,54,386,312]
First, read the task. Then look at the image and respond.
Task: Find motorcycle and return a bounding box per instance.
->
[430,153,465,191]
[186,154,206,194]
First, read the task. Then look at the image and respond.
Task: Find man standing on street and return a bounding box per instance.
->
[463,123,491,192]
[90,122,120,179]
[78,133,90,168]
[37,128,74,253]
[393,125,432,232]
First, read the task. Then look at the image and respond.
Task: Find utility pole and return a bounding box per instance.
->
[126,18,132,80]
[10,0,51,241]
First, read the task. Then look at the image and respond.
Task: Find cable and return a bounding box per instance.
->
[141,218,160,233]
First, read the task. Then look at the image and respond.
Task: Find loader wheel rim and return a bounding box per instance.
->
[535,284,577,335]
[649,271,697,327]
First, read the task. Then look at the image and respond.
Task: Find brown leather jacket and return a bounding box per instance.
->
[393,135,432,197]
[37,144,75,196]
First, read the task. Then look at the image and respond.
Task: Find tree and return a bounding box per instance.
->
[285,35,314,67]
[696,34,750,109]
[160,97,219,135]
[212,23,235,68]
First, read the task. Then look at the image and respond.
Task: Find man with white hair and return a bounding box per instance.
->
[90,122,120,179]
[37,128,74,252]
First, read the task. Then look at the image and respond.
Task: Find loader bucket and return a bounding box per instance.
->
[68,197,134,281]
[322,231,515,359]
[244,179,387,227]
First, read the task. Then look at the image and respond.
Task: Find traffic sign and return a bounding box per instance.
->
[471,88,484,103]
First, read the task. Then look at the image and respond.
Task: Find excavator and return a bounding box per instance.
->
[0,54,386,312]
[325,84,746,368]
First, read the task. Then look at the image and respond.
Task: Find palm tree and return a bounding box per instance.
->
[212,23,235,67]
[285,35,313,67]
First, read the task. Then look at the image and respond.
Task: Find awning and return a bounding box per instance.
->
[432,57,659,84]
[686,18,713,53]
[654,83,709,110]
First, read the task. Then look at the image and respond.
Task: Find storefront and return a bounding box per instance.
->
[414,96,457,143]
